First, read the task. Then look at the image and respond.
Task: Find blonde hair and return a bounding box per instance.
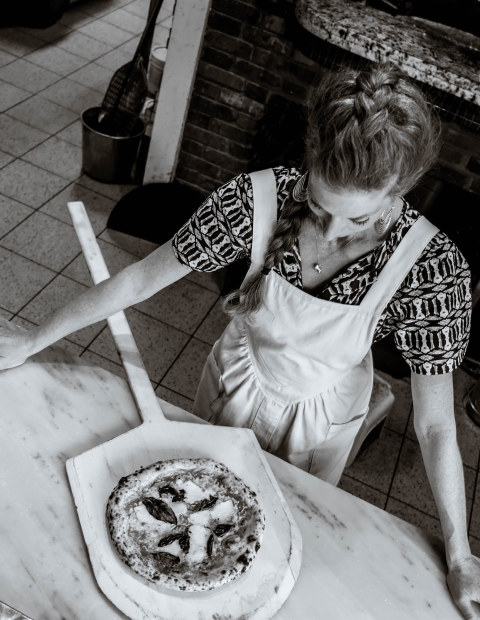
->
[221,61,442,324]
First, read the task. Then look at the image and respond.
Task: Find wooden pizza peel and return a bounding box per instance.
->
[65,202,302,620]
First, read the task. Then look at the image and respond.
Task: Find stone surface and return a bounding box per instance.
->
[0,318,466,619]
[296,0,480,106]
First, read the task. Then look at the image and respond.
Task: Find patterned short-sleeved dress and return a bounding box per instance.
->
[173,166,472,375]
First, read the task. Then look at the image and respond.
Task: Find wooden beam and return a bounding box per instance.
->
[144,0,211,184]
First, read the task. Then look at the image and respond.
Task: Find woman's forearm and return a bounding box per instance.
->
[29,264,141,354]
[27,239,191,356]
[412,371,471,567]
[417,429,471,567]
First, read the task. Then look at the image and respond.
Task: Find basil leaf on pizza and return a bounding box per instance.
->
[106,458,266,591]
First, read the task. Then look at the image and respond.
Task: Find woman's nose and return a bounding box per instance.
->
[321,215,346,241]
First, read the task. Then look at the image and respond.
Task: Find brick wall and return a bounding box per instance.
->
[437,122,480,195]
[175,0,325,196]
[175,0,480,198]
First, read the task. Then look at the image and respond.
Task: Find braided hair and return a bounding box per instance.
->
[221,61,442,324]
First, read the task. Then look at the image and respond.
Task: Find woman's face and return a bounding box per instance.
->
[307,173,399,241]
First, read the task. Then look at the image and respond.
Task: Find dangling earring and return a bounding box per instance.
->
[374,198,398,235]
[292,172,309,202]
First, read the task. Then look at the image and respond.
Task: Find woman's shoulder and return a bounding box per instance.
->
[401,203,470,274]
[392,205,471,312]
[217,167,300,215]
[216,166,299,191]
[271,166,301,213]
[271,166,301,187]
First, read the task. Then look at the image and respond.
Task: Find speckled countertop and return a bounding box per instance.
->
[296,0,480,107]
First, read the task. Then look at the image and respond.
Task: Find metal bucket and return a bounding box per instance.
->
[81,107,145,184]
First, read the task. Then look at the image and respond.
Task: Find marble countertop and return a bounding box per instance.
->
[296,0,480,107]
[0,317,465,620]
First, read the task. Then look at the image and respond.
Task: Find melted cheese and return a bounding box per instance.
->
[160,539,182,556]
[132,504,174,543]
[134,503,162,526]
[188,510,211,526]
[175,479,211,503]
[210,499,234,523]
[188,525,210,564]
[170,501,188,519]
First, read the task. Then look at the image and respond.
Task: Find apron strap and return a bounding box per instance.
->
[361,215,439,315]
[244,169,279,282]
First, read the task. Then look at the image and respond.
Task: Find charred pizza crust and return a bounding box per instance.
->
[106,458,265,591]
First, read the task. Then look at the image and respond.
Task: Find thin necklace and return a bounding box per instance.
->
[312,215,356,274]
[310,196,398,274]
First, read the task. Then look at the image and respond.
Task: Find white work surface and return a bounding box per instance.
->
[0,319,463,620]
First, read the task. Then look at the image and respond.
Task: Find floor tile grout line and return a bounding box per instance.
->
[0,243,61,276]
[16,21,75,39]
[385,494,442,524]
[0,208,85,254]
[10,270,63,321]
[0,30,49,57]
[344,468,447,526]
[153,294,221,386]
[0,146,76,182]
[384,402,414,509]
[2,72,99,118]
[79,346,119,364]
[78,322,109,353]
[72,342,88,356]
[50,116,82,143]
[467,447,480,536]
[0,175,77,213]
[4,97,82,140]
[155,383,195,403]
[0,304,15,317]
[17,150,84,183]
[0,75,31,98]
[0,211,37,244]
[0,60,91,120]
[341,472,388,499]
[1,86,51,118]
[1,114,77,162]
[1,13,146,97]
[75,13,153,39]
[0,45,84,81]
[0,54,74,91]
[55,27,139,55]
[2,5,173,75]
[67,1,139,22]
[157,332,196,387]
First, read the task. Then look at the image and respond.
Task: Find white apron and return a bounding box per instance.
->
[193,169,438,486]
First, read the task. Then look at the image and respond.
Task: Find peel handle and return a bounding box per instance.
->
[67,201,165,424]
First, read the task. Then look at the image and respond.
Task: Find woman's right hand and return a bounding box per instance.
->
[0,322,33,371]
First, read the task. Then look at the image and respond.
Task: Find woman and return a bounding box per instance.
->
[0,61,479,617]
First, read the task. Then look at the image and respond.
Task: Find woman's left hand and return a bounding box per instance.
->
[447,555,480,619]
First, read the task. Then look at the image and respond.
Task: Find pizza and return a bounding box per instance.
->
[106,458,266,591]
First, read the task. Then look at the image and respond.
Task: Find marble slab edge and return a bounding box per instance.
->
[296,0,480,107]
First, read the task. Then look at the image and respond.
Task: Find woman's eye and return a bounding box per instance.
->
[307,196,370,227]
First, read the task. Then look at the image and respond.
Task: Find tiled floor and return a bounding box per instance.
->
[2,0,480,558]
